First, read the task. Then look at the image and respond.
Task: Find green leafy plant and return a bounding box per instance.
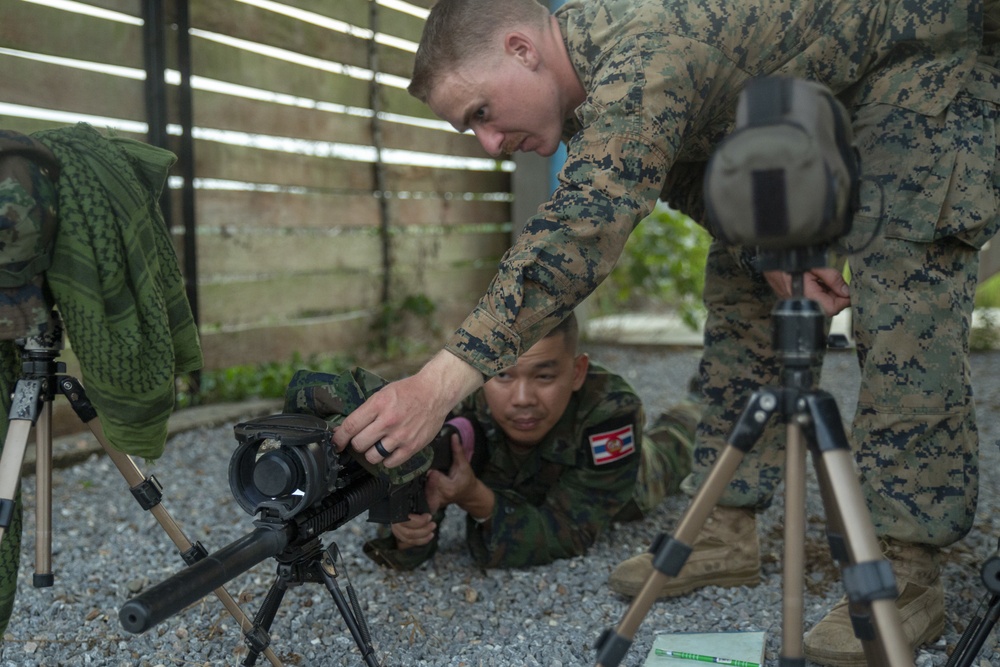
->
[975,272,1000,309]
[590,204,710,329]
[971,272,1000,351]
[971,311,1000,351]
[175,352,354,409]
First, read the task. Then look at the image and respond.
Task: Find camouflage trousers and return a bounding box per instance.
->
[684,83,1000,548]
[633,400,700,514]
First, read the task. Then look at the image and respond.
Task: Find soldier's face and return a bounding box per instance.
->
[483,333,588,448]
[427,51,568,158]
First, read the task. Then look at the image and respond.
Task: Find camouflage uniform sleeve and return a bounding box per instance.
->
[362,531,437,571]
[467,372,643,568]
[0,130,60,340]
[361,508,446,571]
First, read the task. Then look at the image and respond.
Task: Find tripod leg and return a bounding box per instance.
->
[813,452,894,667]
[596,388,779,667]
[0,378,44,546]
[57,376,284,667]
[804,392,912,667]
[945,540,1000,667]
[782,423,807,664]
[33,399,53,587]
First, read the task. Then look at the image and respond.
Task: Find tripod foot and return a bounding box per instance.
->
[595,627,631,667]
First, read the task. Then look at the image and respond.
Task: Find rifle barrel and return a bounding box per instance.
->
[119,524,291,634]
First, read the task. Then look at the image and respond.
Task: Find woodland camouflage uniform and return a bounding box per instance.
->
[444,0,996,551]
[362,363,698,570]
[0,130,58,341]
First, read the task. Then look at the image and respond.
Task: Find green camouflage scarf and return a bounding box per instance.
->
[32,123,203,460]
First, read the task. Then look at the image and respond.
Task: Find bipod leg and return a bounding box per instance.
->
[803,391,912,667]
[945,593,1000,667]
[241,575,288,667]
[595,388,781,667]
[317,543,381,667]
[945,539,1000,667]
[57,376,283,667]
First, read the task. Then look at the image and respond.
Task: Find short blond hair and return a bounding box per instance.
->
[408,0,551,102]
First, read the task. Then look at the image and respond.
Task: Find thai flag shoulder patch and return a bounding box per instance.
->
[588,423,636,466]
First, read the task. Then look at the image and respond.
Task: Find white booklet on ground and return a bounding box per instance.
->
[642,630,767,667]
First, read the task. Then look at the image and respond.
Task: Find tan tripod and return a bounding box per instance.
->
[595,274,914,667]
[0,311,283,667]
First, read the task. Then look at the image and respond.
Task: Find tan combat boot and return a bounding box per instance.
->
[803,540,945,667]
[607,506,761,598]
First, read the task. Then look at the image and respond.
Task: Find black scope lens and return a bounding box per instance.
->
[253,449,303,498]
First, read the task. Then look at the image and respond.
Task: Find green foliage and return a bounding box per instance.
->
[975,272,1000,308]
[971,311,1000,351]
[590,204,710,329]
[175,352,354,409]
[971,274,1000,351]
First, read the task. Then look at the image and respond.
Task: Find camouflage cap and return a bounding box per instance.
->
[0,130,60,341]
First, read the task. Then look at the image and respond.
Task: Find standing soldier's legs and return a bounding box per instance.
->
[851,237,978,547]
[805,87,999,665]
[688,243,795,508]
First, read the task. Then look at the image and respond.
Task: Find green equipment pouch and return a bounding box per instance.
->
[704,77,860,251]
[282,367,433,485]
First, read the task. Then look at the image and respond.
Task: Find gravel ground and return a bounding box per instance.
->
[0,344,997,667]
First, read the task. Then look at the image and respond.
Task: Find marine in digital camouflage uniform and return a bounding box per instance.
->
[362,318,698,571]
[396,0,998,663]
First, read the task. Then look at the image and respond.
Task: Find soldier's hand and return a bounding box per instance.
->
[391,513,437,550]
[764,267,850,316]
[332,350,483,468]
[426,435,495,521]
[426,434,478,506]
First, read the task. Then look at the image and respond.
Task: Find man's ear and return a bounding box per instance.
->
[571,353,589,391]
[504,31,540,69]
